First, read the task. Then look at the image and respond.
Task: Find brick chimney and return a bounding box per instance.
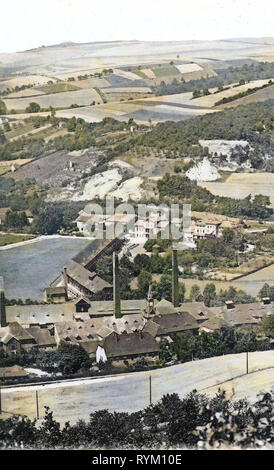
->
[113,251,121,318]
[62,267,68,300]
[172,249,179,307]
[0,277,7,327]
[146,284,154,316]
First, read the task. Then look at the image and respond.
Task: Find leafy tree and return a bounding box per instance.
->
[4,210,29,231]
[189,284,202,301]
[3,121,11,132]
[222,227,235,244]
[259,283,274,301]
[137,269,152,297]
[261,315,274,338]
[203,283,217,307]
[56,341,91,374]
[134,253,151,273]
[253,194,271,207]
[25,102,41,113]
[34,204,63,234]
[0,100,7,114]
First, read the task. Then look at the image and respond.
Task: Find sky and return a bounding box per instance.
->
[1,0,274,53]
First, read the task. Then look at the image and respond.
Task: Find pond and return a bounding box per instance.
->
[0,237,94,301]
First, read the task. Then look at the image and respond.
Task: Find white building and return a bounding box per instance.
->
[184,221,223,245]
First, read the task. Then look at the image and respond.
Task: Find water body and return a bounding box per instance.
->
[0,237,93,300]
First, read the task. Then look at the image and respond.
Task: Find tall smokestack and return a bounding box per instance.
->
[62,267,68,300]
[172,249,179,307]
[0,277,7,327]
[113,251,121,318]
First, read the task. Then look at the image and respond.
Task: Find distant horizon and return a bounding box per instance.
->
[1,35,273,56]
[1,0,273,54]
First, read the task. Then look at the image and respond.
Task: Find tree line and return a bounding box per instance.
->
[0,390,273,449]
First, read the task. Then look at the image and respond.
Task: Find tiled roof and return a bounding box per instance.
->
[153,311,199,334]
[66,260,111,293]
[103,331,160,358]
[27,327,56,346]
[6,304,74,325]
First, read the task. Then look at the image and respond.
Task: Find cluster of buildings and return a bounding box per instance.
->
[0,246,273,369]
[76,203,180,243]
[76,203,237,248]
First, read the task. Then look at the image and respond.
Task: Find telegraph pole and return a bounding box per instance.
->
[36,390,39,419]
[0,386,1,414]
[149,376,152,405]
[246,351,249,375]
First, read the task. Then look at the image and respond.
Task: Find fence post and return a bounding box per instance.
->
[36,390,39,419]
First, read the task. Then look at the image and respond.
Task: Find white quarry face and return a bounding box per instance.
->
[186,158,220,182]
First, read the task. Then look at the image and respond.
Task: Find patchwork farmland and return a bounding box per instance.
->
[199,173,274,207]
[0,75,56,92]
[3,88,103,111]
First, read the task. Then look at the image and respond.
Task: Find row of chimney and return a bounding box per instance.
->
[112,249,179,318]
[0,277,7,328]
[0,248,180,327]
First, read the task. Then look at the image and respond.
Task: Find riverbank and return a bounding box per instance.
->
[0,233,96,251]
[0,237,94,299]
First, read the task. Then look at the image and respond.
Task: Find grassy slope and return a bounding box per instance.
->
[217,84,274,109]
[36,82,80,94]
[0,234,34,247]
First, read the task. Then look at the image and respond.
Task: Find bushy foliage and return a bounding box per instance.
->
[153,61,274,97]
[157,173,273,219]
[1,390,274,449]
[166,327,271,363]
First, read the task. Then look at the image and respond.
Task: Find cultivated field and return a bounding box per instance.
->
[56,94,217,124]
[11,148,104,187]
[0,158,32,174]
[3,88,103,110]
[0,75,56,91]
[141,68,156,79]
[199,173,274,207]
[1,39,274,78]
[151,64,181,78]
[36,82,80,94]
[5,89,45,98]
[217,83,274,108]
[181,271,274,297]
[72,77,111,88]
[175,63,203,73]
[193,78,274,107]
[113,68,142,81]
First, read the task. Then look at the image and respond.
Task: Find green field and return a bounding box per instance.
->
[0,234,34,247]
[6,123,35,139]
[152,64,181,78]
[130,68,149,79]
[36,81,80,94]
